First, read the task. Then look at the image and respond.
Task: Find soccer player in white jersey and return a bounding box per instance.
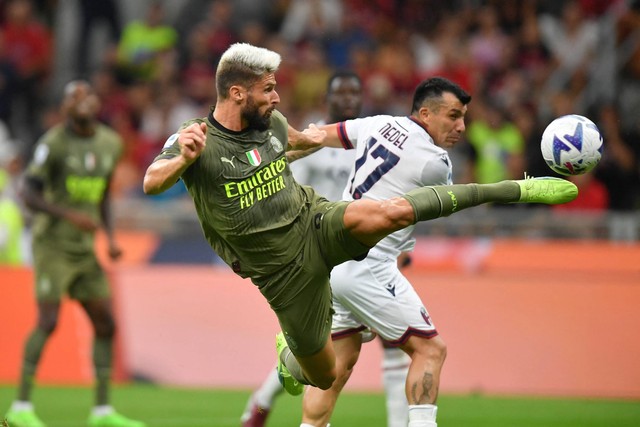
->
[298,76,472,427]
[242,71,410,427]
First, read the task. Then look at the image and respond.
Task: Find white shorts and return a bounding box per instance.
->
[330,249,438,346]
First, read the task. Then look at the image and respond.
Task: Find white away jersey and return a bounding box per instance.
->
[338,115,453,257]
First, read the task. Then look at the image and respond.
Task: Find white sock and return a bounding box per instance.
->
[253,366,284,408]
[91,405,114,417]
[10,401,33,412]
[300,424,315,427]
[408,404,438,427]
[382,348,410,427]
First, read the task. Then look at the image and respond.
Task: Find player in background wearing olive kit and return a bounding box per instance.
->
[143,43,577,425]
[4,81,146,427]
[241,71,411,427]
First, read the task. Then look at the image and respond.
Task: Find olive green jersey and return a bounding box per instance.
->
[155,110,310,278]
[26,123,123,255]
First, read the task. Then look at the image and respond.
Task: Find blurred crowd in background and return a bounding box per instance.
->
[1,0,639,254]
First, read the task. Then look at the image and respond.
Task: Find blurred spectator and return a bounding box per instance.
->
[237,19,269,47]
[0,128,26,265]
[469,5,510,74]
[279,0,342,44]
[92,66,130,126]
[594,105,640,241]
[76,0,121,78]
[179,23,217,108]
[204,0,238,61]
[322,4,374,69]
[139,82,201,167]
[511,104,558,179]
[1,0,53,150]
[422,15,475,93]
[538,0,599,92]
[0,32,19,132]
[174,0,238,63]
[554,172,609,212]
[515,16,553,90]
[464,99,526,184]
[362,73,406,117]
[30,0,56,27]
[228,0,282,33]
[116,0,178,83]
[616,0,640,133]
[552,171,610,238]
[289,42,332,115]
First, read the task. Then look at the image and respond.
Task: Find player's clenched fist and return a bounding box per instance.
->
[178,122,207,162]
[142,122,209,195]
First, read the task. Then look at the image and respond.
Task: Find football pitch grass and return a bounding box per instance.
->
[2,385,640,427]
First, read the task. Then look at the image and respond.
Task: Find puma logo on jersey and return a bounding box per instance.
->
[221,156,235,168]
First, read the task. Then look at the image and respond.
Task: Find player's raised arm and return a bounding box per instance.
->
[143,122,207,195]
[312,123,344,148]
[285,122,347,163]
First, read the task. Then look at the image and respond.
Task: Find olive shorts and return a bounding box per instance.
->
[32,242,110,302]
[255,195,370,357]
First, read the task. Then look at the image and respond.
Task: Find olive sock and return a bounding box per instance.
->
[93,337,113,406]
[402,182,520,222]
[280,346,315,387]
[17,328,50,401]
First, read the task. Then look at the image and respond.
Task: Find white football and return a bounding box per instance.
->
[540,114,603,176]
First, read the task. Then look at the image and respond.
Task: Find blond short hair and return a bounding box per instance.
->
[216,43,282,99]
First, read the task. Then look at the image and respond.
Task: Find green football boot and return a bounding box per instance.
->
[5,408,46,427]
[88,411,146,427]
[275,332,304,396]
[514,176,578,205]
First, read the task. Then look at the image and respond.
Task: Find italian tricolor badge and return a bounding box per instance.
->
[246,149,261,166]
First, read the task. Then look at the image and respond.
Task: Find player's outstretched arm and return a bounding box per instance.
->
[143,123,206,195]
[286,123,347,163]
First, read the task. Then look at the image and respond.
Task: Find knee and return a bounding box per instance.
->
[429,337,447,364]
[413,336,447,365]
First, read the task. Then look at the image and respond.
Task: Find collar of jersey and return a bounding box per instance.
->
[208,110,252,135]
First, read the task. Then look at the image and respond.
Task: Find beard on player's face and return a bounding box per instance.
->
[242,97,272,131]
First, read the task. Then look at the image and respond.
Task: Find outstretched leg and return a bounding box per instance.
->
[344,178,577,246]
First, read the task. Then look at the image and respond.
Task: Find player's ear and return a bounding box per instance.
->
[230,85,244,104]
[419,106,431,121]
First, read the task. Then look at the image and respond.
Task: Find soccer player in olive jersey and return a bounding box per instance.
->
[143,43,577,416]
[5,81,146,427]
[242,71,411,427]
